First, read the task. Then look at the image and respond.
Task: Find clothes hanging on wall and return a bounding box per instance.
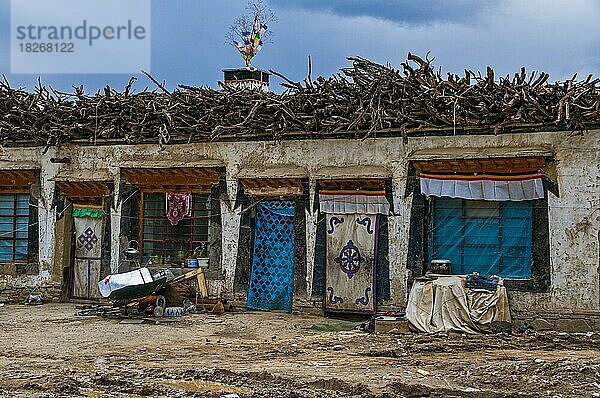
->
[165,192,192,226]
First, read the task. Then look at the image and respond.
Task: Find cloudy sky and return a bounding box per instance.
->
[0,0,599,93]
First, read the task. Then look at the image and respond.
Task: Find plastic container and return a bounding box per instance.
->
[430,259,452,274]
[185,258,199,268]
[197,258,209,268]
[164,307,185,317]
[153,306,164,317]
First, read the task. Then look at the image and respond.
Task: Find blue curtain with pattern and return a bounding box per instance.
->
[247,200,295,312]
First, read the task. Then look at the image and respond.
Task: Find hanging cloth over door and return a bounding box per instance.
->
[246,201,295,312]
[320,190,389,313]
[325,213,378,313]
[72,205,103,299]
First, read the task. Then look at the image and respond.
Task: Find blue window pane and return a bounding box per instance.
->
[15,250,27,260]
[0,220,13,233]
[0,207,13,216]
[14,240,28,260]
[0,239,14,260]
[429,197,533,278]
[0,195,14,204]
[14,252,27,261]
[16,196,29,216]
[501,256,532,278]
[464,222,499,245]
[16,194,29,206]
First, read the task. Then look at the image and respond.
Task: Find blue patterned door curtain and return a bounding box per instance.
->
[246,200,295,312]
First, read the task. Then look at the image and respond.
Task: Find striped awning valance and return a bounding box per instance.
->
[419,172,544,201]
[319,189,390,215]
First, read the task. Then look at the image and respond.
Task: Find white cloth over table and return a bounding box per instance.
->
[406,275,511,334]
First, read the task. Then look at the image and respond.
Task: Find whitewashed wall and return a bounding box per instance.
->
[0,129,598,313]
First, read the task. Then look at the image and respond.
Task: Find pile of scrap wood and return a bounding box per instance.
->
[1,53,598,149]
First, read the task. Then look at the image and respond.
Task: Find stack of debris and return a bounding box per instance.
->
[76,267,229,321]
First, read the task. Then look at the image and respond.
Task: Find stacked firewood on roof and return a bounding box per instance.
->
[0,53,598,149]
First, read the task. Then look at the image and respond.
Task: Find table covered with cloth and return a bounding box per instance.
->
[406,275,511,334]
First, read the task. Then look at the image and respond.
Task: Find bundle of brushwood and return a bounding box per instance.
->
[1,53,598,150]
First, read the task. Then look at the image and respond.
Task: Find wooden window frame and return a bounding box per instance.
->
[139,191,211,266]
[0,191,30,263]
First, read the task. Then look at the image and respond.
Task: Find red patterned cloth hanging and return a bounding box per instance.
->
[166,192,192,226]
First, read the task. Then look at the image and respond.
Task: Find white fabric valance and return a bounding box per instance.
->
[319,194,390,215]
[420,177,544,201]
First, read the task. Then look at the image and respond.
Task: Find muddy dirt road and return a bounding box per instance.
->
[0,304,598,397]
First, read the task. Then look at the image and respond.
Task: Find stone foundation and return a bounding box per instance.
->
[513,311,600,332]
[0,274,62,304]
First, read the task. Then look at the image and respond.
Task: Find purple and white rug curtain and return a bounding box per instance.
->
[324,213,378,313]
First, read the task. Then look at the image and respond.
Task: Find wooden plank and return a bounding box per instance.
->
[0,170,36,187]
[196,269,208,298]
[240,178,304,198]
[413,157,546,174]
[56,181,110,199]
[319,179,385,190]
[122,167,220,188]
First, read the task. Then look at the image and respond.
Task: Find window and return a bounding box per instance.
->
[428,197,532,278]
[141,193,210,266]
[0,193,30,261]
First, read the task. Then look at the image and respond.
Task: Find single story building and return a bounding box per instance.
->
[0,61,598,331]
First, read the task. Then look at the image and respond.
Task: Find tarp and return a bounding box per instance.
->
[98,267,154,298]
[406,275,511,334]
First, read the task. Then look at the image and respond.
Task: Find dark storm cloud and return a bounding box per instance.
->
[269,0,500,25]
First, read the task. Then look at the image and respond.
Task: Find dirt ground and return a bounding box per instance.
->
[0,304,599,398]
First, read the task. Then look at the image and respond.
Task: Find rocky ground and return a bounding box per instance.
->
[0,304,599,398]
